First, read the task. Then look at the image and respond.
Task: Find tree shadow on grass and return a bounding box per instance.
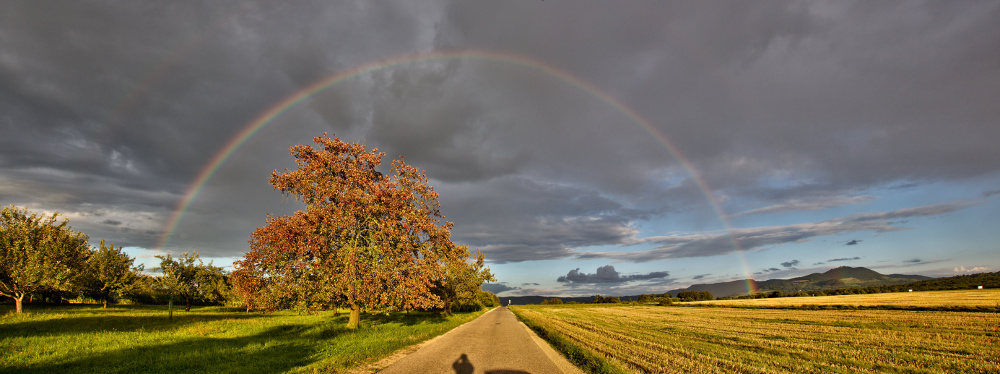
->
[4,323,329,374]
[362,311,450,327]
[1,306,476,373]
[0,306,274,338]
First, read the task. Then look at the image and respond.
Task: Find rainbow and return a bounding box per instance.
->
[157,49,752,293]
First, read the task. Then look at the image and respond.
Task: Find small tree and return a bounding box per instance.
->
[78,239,144,308]
[230,260,275,312]
[155,252,202,315]
[195,263,232,306]
[478,290,500,308]
[0,205,89,313]
[434,248,495,315]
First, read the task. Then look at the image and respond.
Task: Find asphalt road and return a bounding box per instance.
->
[377,307,583,374]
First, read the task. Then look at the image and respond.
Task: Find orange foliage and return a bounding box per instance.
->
[232,135,469,321]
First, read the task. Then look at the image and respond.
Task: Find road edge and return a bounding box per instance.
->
[516,311,586,374]
[346,307,501,373]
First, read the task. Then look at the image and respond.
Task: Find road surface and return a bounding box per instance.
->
[377,307,583,374]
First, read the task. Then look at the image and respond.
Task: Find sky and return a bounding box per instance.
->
[2,1,998,298]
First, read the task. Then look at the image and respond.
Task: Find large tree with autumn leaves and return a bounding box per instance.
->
[233,135,489,328]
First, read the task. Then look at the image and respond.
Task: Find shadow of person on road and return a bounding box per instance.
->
[451,353,530,374]
[452,353,474,374]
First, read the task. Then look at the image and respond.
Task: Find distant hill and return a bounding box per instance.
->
[666,279,760,299]
[667,266,932,297]
[501,268,1000,304]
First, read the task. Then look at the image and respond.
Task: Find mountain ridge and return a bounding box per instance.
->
[501,266,935,304]
[669,266,933,297]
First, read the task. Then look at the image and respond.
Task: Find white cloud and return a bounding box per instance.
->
[954,266,991,273]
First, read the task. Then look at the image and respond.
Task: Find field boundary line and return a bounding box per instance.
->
[510,308,626,374]
[516,313,586,374]
[677,304,1000,313]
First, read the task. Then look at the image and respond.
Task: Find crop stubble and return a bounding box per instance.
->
[513,304,1000,373]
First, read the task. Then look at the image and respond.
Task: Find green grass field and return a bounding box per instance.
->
[0,304,484,373]
[513,290,1000,373]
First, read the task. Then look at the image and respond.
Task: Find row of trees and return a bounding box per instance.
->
[676,290,714,302]
[592,295,621,303]
[0,206,157,313]
[636,292,673,304]
[0,205,231,313]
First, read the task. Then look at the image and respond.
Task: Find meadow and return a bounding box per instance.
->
[0,304,483,373]
[512,290,1000,373]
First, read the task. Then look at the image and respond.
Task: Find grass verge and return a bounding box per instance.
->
[509,306,625,374]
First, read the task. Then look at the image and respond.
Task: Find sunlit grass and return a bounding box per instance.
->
[0,304,484,373]
[512,292,1000,373]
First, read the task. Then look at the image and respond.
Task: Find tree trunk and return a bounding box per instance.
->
[347,303,361,329]
[168,297,174,321]
[185,296,192,312]
[443,300,453,316]
[15,294,25,314]
[102,297,108,309]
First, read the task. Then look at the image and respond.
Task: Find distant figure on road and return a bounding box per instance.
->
[508,299,511,307]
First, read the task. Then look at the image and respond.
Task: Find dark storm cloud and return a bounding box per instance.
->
[556,265,669,285]
[816,256,862,265]
[781,260,799,268]
[440,176,654,264]
[754,268,782,275]
[2,0,998,265]
[481,283,519,294]
[577,198,985,262]
[0,1,448,255]
[829,257,862,262]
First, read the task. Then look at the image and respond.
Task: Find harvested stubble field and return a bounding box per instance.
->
[512,291,1000,373]
[693,289,1000,310]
